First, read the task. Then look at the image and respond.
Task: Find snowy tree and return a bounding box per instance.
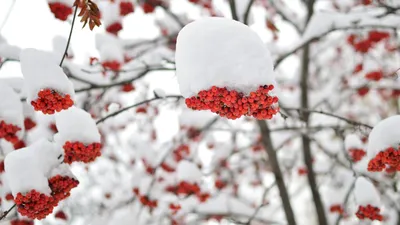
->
[0,0,399,225]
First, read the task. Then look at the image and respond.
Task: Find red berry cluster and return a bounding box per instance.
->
[49,175,79,201]
[215,179,227,190]
[133,188,158,209]
[55,210,68,220]
[14,140,26,150]
[48,2,73,21]
[141,0,163,13]
[185,85,279,120]
[106,22,123,36]
[24,118,36,131]
[349,148,366,162]
[102,60,121,72]
[10,219,34,225]
[161,162,175,173]
[347,31,390,53]
[14,190,55,220]
[357,87,369,96]
[173,144,190,162]
[368,146,400,172]
[356,205,383,221]
[330,204,345,215]
[5,193,14,201]
[31,89,74,114]
[63,141,102,164]
[365,70,383,81]
[176,181,200,195]
[0,120,21,144]
[121,83,135,92]
[0,160,4,173]
[120,2,134,16]
[298,167,308,175]
[169,203,181,215]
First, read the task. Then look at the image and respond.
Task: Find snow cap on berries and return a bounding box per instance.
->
[345,134,363,150]
[367,115,400,158]
[177,160,202,183]
[354,177,380,206]
[175,17,276,98]
[54,106,101,145]
[0,82,24,137]
[95,34,124,63]
[4,139,62,196]
[19,48,75,104]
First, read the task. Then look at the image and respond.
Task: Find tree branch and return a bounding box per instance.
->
[0,204,16,221]
[59,5,78,66]
[228,0,239,21]
[257,120,297,225]
[96,95,182,124]
[243,0,255,25]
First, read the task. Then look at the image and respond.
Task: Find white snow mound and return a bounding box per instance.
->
[354,177,380,206]
[0,82,24,134]
[367,115,400,158]
[54,106,101,145]
[19,48,75,103]
[175,17,276,98]
[177,160,202,183]
[4,139,62,196]
[344,134,363,150]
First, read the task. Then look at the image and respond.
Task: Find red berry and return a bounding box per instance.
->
[31,89,74,114]
[63,141,102,164]
[48,2,73,21]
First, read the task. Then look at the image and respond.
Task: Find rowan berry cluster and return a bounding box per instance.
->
[14,176,79,220]
[355,205,383,221]
[63,141,102,164]
[173,144,190,162]
[24,118,36,131]
[169,203,181,215]
[368,146,400,172]
[365,70,383,81]
[133,188,158,209]
[347,31,390,53]
[141,0,164,13]
[55,210,68,220]
[121,83,135,92]
[161,162,175,173]
[330,204,345,215]
[0,120,21,144]
[185,85,279,120]
[10,219,34,225]
[120,2,134,16]
[348,148,366,162]
[106,22,123,36]
[31,89,74,114]
[48,2,73,21]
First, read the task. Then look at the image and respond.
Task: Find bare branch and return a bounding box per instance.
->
[60,5,78,66]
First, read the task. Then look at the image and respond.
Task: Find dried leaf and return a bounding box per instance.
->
[74,0,101,30]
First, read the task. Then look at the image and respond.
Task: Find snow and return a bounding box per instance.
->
[98,1,121,27]
[344,134,363,150]
[176,160,202,183]
[153,88,166,98]
[179,107,215,129]
[0,44,21,60]
[354,176,380,206]
[95,34,124,63]
[4,139,62,196]
[49,163,76,179]
[54,106,101,145]
[19,48,75,103]
[0,81,24,134]
[175,17,276,98]
[367,115,400,158]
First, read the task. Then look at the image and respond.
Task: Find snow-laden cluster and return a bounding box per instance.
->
[367,115,400,172]
[354,177,383,221]
[0,82,24,145]
[4,139,78,219]
[95,34,125,72]
[175,17,279,120]
[54,106,102,164]
[47,0,74,21]
[20,48,75,114]
[344,134,366,163]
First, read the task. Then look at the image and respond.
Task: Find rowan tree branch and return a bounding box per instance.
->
[228,0,239,21]
[60,5,78,66]
[257,120,297,225]
[243,0,255,25]
[0,204,16,221]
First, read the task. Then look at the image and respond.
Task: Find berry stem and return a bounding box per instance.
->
[59,5,78,67]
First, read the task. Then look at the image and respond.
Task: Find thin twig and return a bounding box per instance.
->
[243,0,255,25]
[228,0,239,21]
[59,5,78,66]
[96,95,182,124]
[0,0,16,32]
[0,204,16,221]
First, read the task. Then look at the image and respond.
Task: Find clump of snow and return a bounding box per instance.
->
[344,134,363,150]
[354,177,380,206]
[154,88,166,98]
[0,82,24,133]
[95,34,124,63]
[4,139,62,196]
[49,163,75,179]
[175,17,276,98]
[179,107,215,129]
[367,115,400,158]
[98,1,121,27]
[54,106,101,145]
[0,44,21,60]
[177,160,202,183]
[19,48,75,103]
